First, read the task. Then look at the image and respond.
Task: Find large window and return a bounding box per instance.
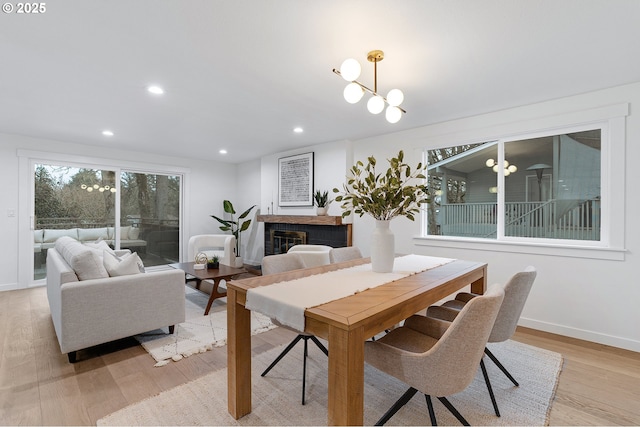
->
[424,126,602,245]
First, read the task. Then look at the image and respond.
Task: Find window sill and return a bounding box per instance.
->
[413,236,626,261]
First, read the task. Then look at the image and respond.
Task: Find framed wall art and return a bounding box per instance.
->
[278,152,314,206]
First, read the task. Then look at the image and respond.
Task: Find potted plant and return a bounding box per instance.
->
[333,150,429,272]
[206,255,220,269]
[211,200,256,268]
[313,190,332,216]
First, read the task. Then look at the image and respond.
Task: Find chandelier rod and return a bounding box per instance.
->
[331,68,407,114]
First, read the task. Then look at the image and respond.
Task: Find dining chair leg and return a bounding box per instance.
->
[484,347,519,386]
[374,387,418,426]
[261,334,304,377]
[425,394,437,426]
[437,396,470,426]
[302,337,308,405]
[480,358,501,417]
[309,335,329,356]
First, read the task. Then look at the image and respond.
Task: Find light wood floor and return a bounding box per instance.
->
[1,286,639,426]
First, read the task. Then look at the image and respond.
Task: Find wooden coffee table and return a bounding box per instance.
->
[170,262,247,315]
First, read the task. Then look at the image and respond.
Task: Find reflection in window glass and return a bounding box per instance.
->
[426,142,497,238]
[425,128,601,242]
[504,130,601,240]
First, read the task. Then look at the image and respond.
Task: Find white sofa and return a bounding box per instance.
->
[46,236,185,362]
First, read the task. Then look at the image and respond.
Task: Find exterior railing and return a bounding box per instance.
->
[436,199,600,240]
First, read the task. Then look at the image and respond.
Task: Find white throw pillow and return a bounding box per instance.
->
[55,236,109,280]
[103,251,145,277]
[84,239,116,256]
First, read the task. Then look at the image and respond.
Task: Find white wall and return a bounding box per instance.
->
[0,133,237,289]
[347,82,640,352]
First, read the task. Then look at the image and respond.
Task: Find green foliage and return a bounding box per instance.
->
[313,190,331,208]
[210,200,256,257]
[332,150,430,221]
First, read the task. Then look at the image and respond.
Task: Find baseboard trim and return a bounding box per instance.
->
[519,317,640,353]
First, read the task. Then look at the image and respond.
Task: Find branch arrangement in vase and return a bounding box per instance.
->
[332,150,430,221]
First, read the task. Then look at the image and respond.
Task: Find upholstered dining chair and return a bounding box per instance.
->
[365,284,505,426]
[287,244,332,267]
[426,266,537,417]
[260,252,329,405]
[328,246,363,263]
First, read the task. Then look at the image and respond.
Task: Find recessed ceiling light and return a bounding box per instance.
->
[147,85,165,95]
[102,130,114,136]
[219,149,228,154]
[293,127,303,133]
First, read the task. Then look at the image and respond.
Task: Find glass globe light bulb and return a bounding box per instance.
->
[87,187,93,192]
[385,105,402,123]
[504,169,511,177]
[485,159,495,168]
[110,188,116,193]
[504,160,510,168]
[340,58,361,82]
[343,82,364,104]
[386,89,404,107]
[492,165,499,173]
[367,95,385,114]
[508,165,517,173]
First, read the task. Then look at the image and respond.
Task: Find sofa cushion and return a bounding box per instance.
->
[44,228,79,243]
[103,251,145,277]
[78,227,110,242]
[34,229,44,243]
[55,236,109,280]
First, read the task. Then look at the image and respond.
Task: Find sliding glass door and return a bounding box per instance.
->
[33,163,182,280]
[33,164,117,280]
[120,171,181,267]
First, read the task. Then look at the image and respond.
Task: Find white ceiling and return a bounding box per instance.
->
[2,0,640,164]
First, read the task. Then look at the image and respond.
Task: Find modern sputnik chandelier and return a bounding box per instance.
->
[332,50,406,123]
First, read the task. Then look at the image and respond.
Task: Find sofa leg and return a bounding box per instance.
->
[169,325,175,334]
[67,351,77,363]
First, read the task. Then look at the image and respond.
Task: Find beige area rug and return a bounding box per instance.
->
[135,287,276,366]
[99,339,563,426]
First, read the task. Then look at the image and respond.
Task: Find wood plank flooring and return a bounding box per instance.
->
[1,285,639,425]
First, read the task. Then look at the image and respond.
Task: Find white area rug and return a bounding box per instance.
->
[135,287,276,366]
[99,339,563,425]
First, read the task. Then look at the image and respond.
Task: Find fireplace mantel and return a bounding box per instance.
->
[258,215,352,255]
[257,215,345,226]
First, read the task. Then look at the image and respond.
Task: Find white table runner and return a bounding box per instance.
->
[246,254,454,332]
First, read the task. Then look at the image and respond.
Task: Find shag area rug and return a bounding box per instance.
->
[135,287,276,366]
[99,339,563,426]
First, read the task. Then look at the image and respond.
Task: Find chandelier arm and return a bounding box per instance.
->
[332,69,407,114]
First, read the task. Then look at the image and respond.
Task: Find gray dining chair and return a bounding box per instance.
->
[260,252,329,405]
[426,266,537,417]
[328,246,363,263]
[365,284,505,426]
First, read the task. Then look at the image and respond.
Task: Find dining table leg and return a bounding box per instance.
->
[327,325,365,426]
[470,264,487,294]
[227,287,252,419]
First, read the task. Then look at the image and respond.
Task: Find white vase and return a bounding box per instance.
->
[370,220,395,273]
[234,256,243,268]
[316,207,328,216]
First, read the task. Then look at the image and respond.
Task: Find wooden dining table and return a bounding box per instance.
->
[226,256,487,426]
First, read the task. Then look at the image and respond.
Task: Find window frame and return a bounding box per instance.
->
[415,104,627,261]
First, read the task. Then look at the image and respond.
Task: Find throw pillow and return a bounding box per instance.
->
[84,239,116,256]
[55,236,109,280]
[103,251,145,277]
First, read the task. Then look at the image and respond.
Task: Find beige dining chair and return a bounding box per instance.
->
[260,252,329,405]
[426,266,537,417]
[328,246,363,263]
[365,284,505,426]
